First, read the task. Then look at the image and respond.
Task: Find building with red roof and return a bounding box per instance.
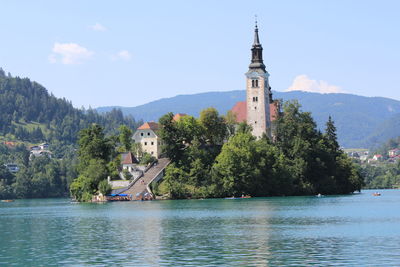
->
[173,113,187,121]
[3,141,16,147]
[121,151,139,172]
[388,148,400,158]
[137,122,159,131]
[133,122,162,158]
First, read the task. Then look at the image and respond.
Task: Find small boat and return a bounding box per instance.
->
[225,196,240,199]
[241,195,252,199]
[373,192,381,196]
[1,199,14,202]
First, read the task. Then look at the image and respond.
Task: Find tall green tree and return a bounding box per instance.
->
[118,125,133,151]
[71,124,112,201]
[158,112,184,161]
[77,124,112,172]
[212,132,259,196]
[324,116,340,153]
[199,108,227,145]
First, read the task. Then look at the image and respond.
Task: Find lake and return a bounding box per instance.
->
[1,189,400,266]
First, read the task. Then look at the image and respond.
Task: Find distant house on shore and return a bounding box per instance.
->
[121,151,139,172]
[30,143,51,159]
[39,143,49,150]
[4,163,19,173]
[368,154,384,164]
[132,122,162,158]
[3,141,16,148]
[30,145,40,151]
[389,148,400,158]
[30,150,52,158]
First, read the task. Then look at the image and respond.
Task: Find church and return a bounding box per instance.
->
[231,23,280,138]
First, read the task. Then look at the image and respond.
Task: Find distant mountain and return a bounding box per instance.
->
[97,90,400,148]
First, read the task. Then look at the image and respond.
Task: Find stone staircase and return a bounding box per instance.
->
[119,158,170,199]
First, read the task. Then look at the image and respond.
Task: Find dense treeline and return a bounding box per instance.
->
[0,68,141,145]
[70,124,147,201]
[358,136,400,189]
[0,143,76,199]
[362,162,400,189]
[0,123,139,200]
[155,101,363,199]
[0,68,142,199]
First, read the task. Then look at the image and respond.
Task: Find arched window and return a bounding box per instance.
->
[255,80,258,87]
[251,80,255,87]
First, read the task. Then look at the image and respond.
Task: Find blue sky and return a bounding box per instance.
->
[1,0,399,108]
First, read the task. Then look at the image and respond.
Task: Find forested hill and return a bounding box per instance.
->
[97,90,400,149]
[0,68,141,145]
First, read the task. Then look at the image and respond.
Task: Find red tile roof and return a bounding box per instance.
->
[122,152,139,164]
[4,141,16,147]
[231,101,247,123]
[231,100,280,123]
[269,100,280,122]
[173,113,187,121]
[138,122,159,130]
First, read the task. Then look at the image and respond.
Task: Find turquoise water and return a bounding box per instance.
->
[1,190,400,266]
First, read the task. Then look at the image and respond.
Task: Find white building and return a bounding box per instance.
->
[121,151,139,172]
[4,163,19,173]
[132,122,162,158]
[39,143,49,150]
[389,148,400,158]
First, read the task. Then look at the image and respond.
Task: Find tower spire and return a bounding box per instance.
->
[254,15,260,45]
[248,18,266,72]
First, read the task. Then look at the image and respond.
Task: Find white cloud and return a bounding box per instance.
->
[285,74,344,94]
[111,50,132,61]
[90,23,107,32]
[49,42,94,65]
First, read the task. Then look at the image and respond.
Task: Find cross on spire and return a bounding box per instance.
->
[248,17,265,72]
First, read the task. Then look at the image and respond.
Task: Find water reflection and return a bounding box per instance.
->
[1,191,400,266]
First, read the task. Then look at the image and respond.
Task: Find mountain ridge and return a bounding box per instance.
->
[97,90,400,148]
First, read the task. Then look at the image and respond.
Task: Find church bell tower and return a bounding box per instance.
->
[245,21,272,138]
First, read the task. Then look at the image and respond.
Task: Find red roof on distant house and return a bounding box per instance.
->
[231,100,280,123]
[138,122,159,130]
[173,113,187,121]
[4,141,16,147]
[122,152,138,164]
